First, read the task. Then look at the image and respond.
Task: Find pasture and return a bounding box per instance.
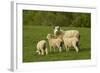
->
[23,25,91,62]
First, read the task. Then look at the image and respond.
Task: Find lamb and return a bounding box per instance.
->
[36,40,48,55]
[54,26,80,40]
[46,34,63,53]
[63,36,79,53]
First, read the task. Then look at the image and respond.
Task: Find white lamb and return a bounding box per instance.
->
[46,34,63,53]
[36,40,48,55]
[63,36,79,53]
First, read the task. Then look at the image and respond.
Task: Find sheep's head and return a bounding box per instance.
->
[46,34,52,39]
[54,26,60,31]
[54,26,62,36]
[46,34,57,40]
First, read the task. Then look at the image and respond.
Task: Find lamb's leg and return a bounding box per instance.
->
[36,49,41,55]
[73,45,79,53]
[45,48,48,55]
[41,49,44,55]
[38,50,41,55]
[65,45,69,52]
[59,47,62,52]
[50,46,52,52]
[65,45,69,56]
[74,46,79,53]
[72,41,79,53]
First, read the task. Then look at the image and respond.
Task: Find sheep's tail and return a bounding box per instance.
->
[43,43,46,50]
[76,40,80,51]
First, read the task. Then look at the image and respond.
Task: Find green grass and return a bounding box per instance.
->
[23,25,91,62]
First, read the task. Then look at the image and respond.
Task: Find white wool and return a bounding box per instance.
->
[64,30,80,38]
[36,40,48,55]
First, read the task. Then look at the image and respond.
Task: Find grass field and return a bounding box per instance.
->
[23,25,91,62]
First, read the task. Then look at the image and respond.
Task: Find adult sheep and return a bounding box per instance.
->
[63,36,79,53]
[36,40,48,55]
[46,34,63,53]
[54,26,80,40]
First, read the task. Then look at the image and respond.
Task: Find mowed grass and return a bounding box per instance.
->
[23,26,91,62]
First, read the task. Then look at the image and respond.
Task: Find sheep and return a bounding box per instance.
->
[36,40,48,55]
[63,36,79,53]
[46,34,63,53]
[54,26,80,40]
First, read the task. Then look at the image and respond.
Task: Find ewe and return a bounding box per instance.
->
[54,26,80,40]
[46,34,63,53]
[36,40,48,55]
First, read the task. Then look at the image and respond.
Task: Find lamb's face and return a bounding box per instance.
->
[46,34,52,39]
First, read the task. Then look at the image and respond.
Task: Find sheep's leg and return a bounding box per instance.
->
[38,50,41,55]
[45,48,48,55]
[36,49,40,55]
[41,49,44,55]
[72,41,79,53]
[50,46,52,52]
[74,46,79,53]
[59,47,62,52]
[65,45,69,56]
[57,44,62,52]
[65,45,69,52]
[73,45,79,53]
